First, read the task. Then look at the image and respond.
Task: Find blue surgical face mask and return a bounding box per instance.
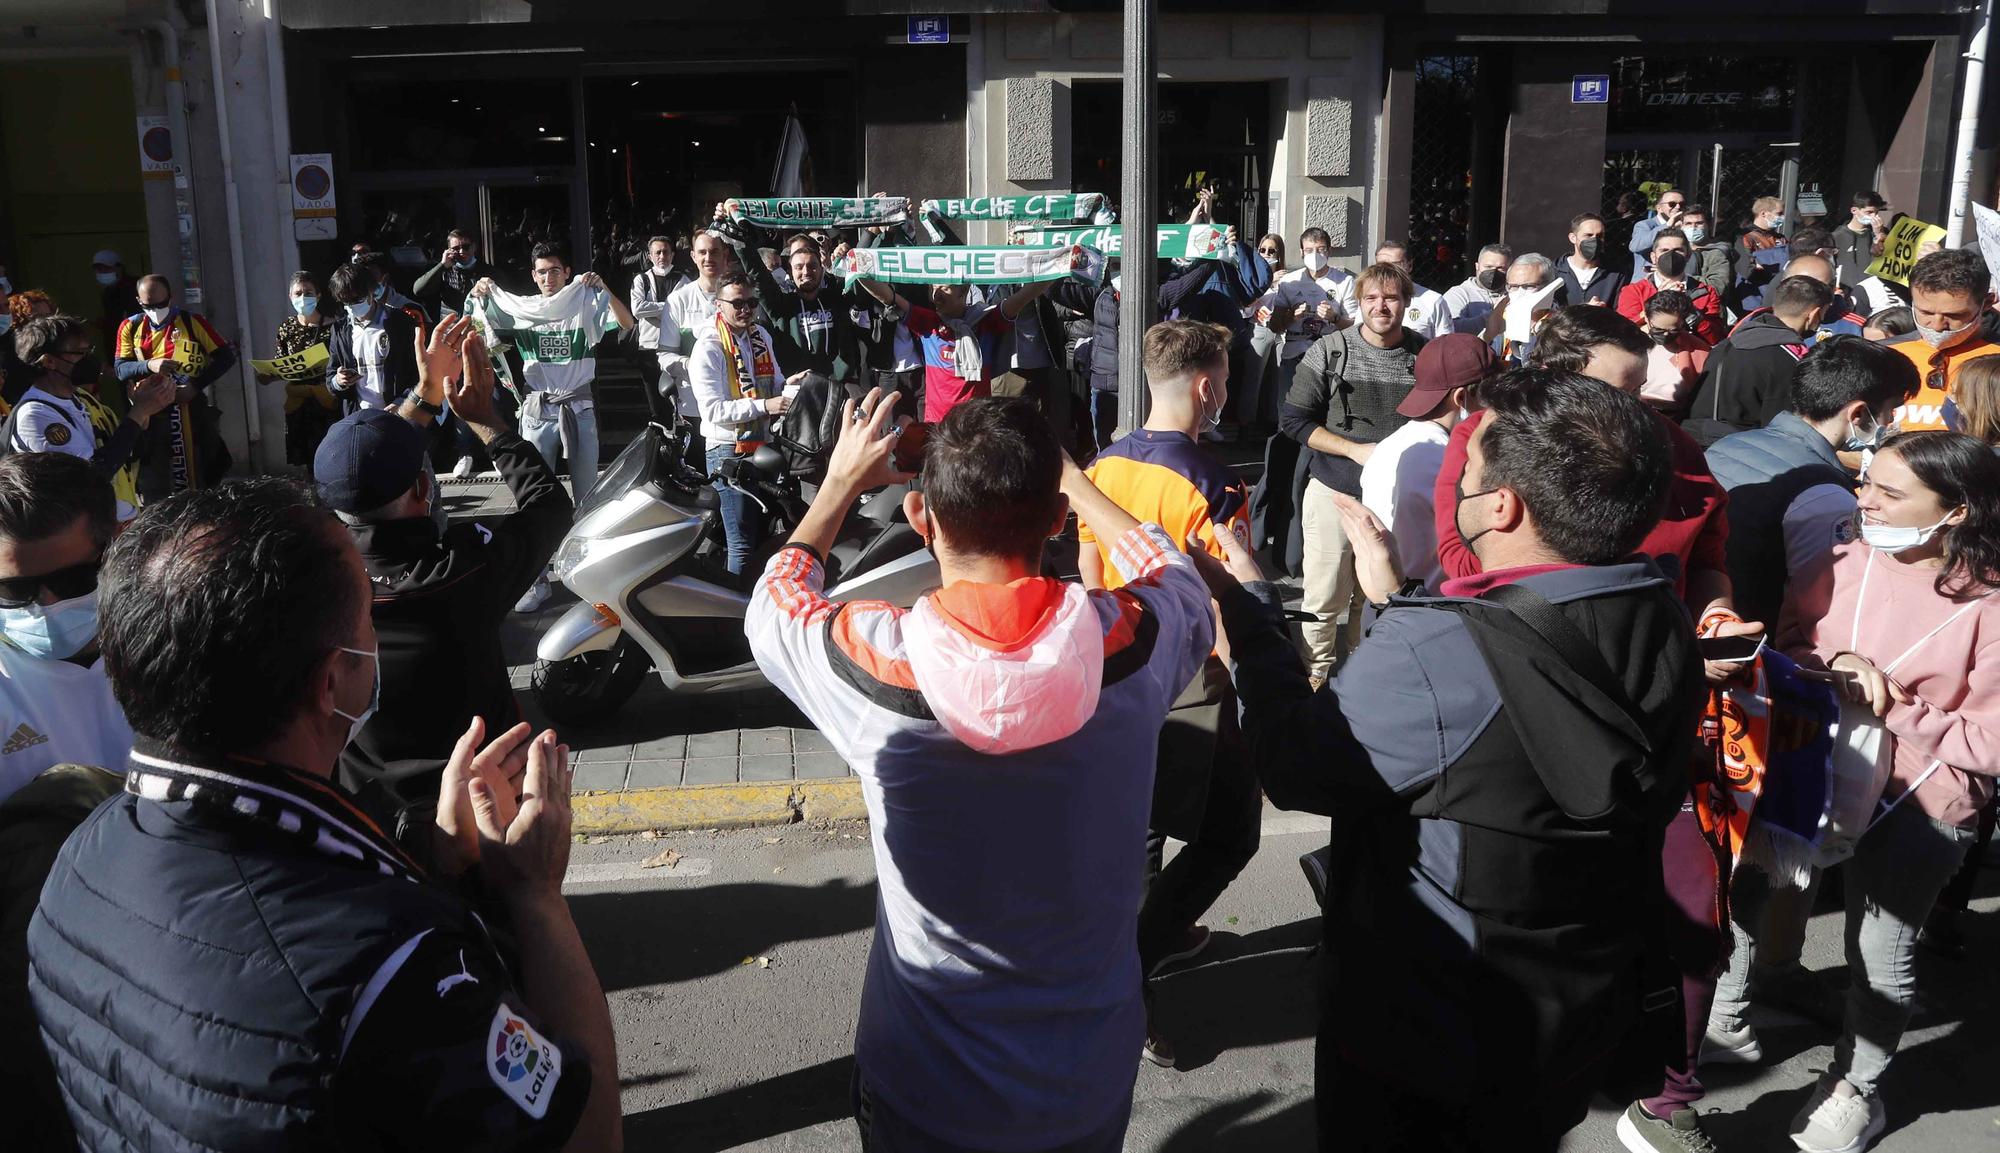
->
[0,314,11,337]
[333,645,381,746]
[453,258,474,271]
[292,295,318,318]
[372,283,387,301]
[1844,412,1892,452]
[0,590,100,661]
[346,300,374,322]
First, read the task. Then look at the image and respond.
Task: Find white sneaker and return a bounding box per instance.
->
[513,577,551,614]
[449,456,476,480]
[1697,1020,1762,1065]
[1790,1079,1885,1153]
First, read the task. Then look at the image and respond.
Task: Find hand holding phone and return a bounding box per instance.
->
[1696,634,1766,664]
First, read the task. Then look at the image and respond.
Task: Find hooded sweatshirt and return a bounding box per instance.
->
[1683,310,1811,446]
[747,523,1212,1149]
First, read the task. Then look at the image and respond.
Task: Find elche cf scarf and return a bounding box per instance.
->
[1012,223,1230,261]
[733,197,909,228]
[838,245,1078,285]
[922,193,1111,224]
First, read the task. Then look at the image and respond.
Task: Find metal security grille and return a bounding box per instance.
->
[1410,55,1480,289]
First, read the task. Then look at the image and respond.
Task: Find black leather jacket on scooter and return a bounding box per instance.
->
[336,428,572,841]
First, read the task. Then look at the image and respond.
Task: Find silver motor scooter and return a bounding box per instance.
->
[533,423,937,724]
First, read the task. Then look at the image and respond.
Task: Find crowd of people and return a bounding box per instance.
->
[0,176,1994,1153]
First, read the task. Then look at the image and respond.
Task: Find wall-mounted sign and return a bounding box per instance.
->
[290,153,338,241]
[1572,76,1610,104]
[137,115,174,178]
[907,16,948,44]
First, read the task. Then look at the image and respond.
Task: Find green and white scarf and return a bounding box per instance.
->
[733,197,908,228]
[921,193,1111,223]
[838,245,1077,285]
[1012,223,1229,261]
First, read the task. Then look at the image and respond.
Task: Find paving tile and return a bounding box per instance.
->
[631,733,687,761]
[573,762,628,793]
[682,756,738,785]
[793,728,834,754]
[575,743,634,764]
[793,751,848,780]
[685,730,738,759]
[739,728,792,757]
[626,761,684,789]
[739,755,795,782]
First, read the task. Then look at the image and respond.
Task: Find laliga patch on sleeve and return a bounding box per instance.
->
[487,1003,563,1118]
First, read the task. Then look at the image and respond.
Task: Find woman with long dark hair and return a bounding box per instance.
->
[1738,430,2000,1152]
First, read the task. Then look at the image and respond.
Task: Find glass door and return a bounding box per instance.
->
[480,182,575,291]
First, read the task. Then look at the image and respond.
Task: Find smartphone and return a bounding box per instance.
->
[1697,634,1767,663]
[892,421,931,474]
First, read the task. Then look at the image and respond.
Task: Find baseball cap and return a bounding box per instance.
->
[1397,333,1499,419]
[91,249,121,267]
[314,409,428,513]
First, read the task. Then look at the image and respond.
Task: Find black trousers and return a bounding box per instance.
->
[1138,657,1262,974]
[636,349,676,425]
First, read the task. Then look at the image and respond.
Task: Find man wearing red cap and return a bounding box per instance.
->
[1358,334,1498,594]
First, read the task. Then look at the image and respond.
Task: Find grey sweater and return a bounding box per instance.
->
[1279,326,1424,494]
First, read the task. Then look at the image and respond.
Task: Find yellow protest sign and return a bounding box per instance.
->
[1866,215,1946,285]
[248,342,329,380]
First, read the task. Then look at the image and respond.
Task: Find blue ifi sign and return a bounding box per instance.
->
[1572,75,1611,104]
[907,17,949,44]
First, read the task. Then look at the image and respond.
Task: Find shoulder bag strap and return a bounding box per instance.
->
[1483,581,1645,732]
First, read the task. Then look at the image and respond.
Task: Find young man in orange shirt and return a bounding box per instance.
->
[1077,320,1260,1067]
[1884,248,1999,430]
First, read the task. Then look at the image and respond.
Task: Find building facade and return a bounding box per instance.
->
[0,0,1986,474]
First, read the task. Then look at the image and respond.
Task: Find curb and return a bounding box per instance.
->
[573,778,865,834]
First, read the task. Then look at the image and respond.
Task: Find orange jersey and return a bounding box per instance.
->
[1079,428,1249,591]
[1886,335,2000,431]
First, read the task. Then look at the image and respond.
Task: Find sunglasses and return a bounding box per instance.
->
[1660,201,1683,209]
[1259,248,1281,256]
[719,297,758,311]
[0,559,99,610]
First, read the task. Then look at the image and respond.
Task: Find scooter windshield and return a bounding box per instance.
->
[574,425,671,522]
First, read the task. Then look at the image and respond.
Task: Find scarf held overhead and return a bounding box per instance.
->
[838,245,1080,285]
[1011,223,1229,261]
[733,197,910,228]
[922,193,1111,224]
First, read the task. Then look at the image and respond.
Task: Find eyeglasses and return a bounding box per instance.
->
[0,559,99,610]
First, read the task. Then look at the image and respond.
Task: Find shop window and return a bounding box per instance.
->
[346,76,574,172]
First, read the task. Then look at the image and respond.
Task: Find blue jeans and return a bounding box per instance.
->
[519,395,599,503]
[1088,389,1119,452]
[706,444,764,576]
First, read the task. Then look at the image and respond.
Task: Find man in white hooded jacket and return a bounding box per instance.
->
[748,392,1212,1153]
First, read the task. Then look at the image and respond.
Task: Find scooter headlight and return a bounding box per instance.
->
[550,535,591,584]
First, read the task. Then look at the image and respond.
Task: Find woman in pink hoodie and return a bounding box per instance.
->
[1762,430,2000,1153]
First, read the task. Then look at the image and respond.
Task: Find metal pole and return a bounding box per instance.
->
[1947,0,1993,248]
[1116,0,1157,437]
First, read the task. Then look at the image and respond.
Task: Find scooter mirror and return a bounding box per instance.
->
[749,444,787,477]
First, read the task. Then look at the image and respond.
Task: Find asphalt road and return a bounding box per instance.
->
[567,811,2000,1152]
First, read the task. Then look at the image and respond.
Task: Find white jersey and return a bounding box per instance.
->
[1401,286,1451,341]
[0,643,133,806]
[1257,266,1359,360]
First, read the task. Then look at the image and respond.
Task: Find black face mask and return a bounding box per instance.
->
[1454,478,1502,553]
[1648,327,1678,346]
[1655,250,1689,278]
[65,351,102,384]
[1477,268,1506,292]
[1576,238,1603,262]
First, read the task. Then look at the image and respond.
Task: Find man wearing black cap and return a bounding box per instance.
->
[1358,333,1497,594]
[314,317,571,842]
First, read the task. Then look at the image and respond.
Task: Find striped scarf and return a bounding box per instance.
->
[717,316,778,449]
[127,744,423,882]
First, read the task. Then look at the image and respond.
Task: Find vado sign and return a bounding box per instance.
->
[1866,214,1946,286]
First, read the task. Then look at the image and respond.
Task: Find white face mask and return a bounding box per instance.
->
[1683,225,1707,244]
[1302,251,1330,274]
[1917,319,1978,351]
[333,646,381,747]
[1858,511,1956,553]
[142,305,171,326]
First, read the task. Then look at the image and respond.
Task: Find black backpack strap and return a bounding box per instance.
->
[1482,581,1648,747]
